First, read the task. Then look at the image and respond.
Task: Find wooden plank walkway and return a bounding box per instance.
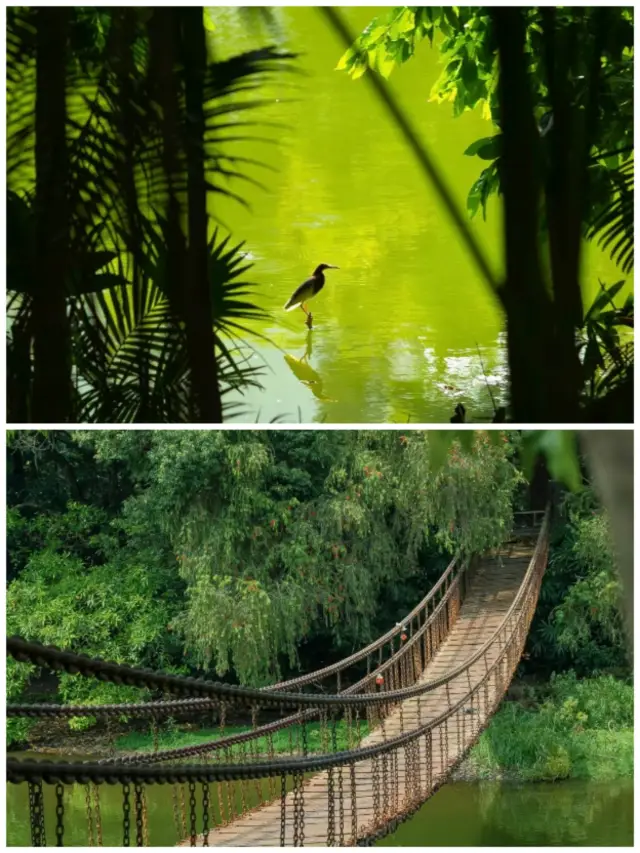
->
[184,540,534,846]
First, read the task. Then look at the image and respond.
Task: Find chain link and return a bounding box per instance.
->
[381,751,389,819]
[28,780,37,846]
[251,705,263,803]
[134,782,144,847]
[372,755,381,828]
[443,713,450,774]
[188,780,197,847]
[393,749,399,815]
[280,772,287,847]
[239,742,248,815]
[425,728,433,792]
[327,767,335,845]
[55,783,64,847]
[201,781,210,847]
[29,779,47,847]
[268,733,277,799]
[122,783,131,847]
[350,761,357,845]
[338,765,345,845]
[224,749,233,821]
[292,770,305,846]
[92,783,103,847]
[38,779,47,847]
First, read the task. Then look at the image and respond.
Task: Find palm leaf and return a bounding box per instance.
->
[588,157,634,274]
[7,9,295,422]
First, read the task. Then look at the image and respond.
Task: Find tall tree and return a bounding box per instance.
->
[7,8,290,423]
[181,9,223,422]
[32,8,72,421]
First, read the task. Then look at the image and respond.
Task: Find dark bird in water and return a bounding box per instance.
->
[284,264,339,326]
[450,403,466,423]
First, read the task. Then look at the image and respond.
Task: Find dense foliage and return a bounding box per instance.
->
[7,8,292,422]
[7,429,520,721]
[469,673,633,781]
[525,485,629,676]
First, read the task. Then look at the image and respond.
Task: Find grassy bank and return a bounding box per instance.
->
[116,719,368,756]
[465,673,633,782]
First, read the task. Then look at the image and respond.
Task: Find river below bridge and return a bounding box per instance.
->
[6,751,633,846]
[378,779,633,846]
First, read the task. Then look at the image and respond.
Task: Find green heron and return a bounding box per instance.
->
[284,263,339,326]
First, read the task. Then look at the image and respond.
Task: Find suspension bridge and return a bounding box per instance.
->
[7,509,549,847]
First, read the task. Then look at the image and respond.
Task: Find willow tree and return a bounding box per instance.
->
[82,429,522,684]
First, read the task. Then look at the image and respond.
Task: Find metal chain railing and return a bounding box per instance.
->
[7,553,470,779]
[7,511,548,847]
[8,554,466,719]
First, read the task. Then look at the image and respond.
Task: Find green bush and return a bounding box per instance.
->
[527,487,629,677]
[547,671,633,730]
[468,674,633,782]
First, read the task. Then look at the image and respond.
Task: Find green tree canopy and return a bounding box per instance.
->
[8,429,521,697]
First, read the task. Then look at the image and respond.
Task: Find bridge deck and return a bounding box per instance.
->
[185,541,533,846]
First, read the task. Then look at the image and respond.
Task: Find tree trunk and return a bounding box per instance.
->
[32,8,72,422]
[580,431,633,662]
[492,8,557,422]
[528,456,550,512]
[541,10,607,422]
[180,8,223,422]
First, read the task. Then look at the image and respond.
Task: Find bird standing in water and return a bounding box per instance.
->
[450,403,466,423]
[284,263,339,327]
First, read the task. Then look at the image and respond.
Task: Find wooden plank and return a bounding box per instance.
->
[180,542,534,847]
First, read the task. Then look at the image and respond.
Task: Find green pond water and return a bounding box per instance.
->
[378,779,633,846]
[203,7,625,423]
[7,754,632,847]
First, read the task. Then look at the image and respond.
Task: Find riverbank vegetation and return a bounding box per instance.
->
[464,485,632,781]
[467,674,633,782]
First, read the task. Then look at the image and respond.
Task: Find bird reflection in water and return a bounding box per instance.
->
[283,330,335,403]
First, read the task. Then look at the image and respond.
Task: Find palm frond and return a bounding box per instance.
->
[587,157,634,274]
[7,9,295,423]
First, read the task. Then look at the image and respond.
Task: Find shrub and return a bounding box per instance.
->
[468,674,633,781]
